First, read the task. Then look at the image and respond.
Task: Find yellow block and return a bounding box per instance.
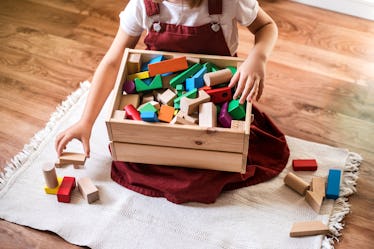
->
[128,71,150,81]
[44,177,63,195]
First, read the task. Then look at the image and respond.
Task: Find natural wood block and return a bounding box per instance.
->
[159,89,177,106]
[305,190,323,213]
[199,102,217,127]
[126,53,141,75]
[77,177,99,204]
[284,172,310,195]
[42,163,58,188]
[311,177,326,198]
[141,92,155,104]
[175,111,198,125]
[119,94,140,110]
[180,90,211,115]
[290,221,329,237]
[112,110,126,120]
[56,152,86,168]
[203,68,233,86]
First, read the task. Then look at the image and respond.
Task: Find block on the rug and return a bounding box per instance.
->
[77,177,99,204]
[55,152,86,168]
[57,176,76,203]
[326,169,341,199]
[284,172,310,196]
[311,177,326,198]
[42,163,58,188]
[292,159,318,171]
[305,190,323,213]
[290,221,329,237]
[44,177,63,195]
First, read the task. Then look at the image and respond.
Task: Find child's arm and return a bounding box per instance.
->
[229,7,278,103]
[55,28,140,157]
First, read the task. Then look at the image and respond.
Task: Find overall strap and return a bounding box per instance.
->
[144,0,160,17]
[144,0,222,17]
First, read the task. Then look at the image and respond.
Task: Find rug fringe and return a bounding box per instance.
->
[0,81,91,191]
[321,152,362,249]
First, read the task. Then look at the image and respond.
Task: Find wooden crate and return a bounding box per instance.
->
[106,49,251,173]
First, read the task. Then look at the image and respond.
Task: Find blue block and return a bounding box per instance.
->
[141,111,159,122]
[141,55,164,71]
[186,78,204,91]
[326,169,341,200]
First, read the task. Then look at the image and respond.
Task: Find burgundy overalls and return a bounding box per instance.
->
[111,0,290,204]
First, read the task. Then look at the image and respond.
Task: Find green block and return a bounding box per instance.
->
[138,102,157,113]
[226,66,237,75]
[173,88,198,106]
[211,64,220,72]
[170,64,203,88]
[228,99,246,120]
[135,74,163,92]
[176,84,184,97]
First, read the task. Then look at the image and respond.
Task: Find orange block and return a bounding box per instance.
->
[158,105,175,123]
[148,57,188,77]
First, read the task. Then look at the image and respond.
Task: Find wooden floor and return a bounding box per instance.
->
[0,0,373,248]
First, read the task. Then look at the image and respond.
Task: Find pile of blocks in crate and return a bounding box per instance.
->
[116,53,246,128]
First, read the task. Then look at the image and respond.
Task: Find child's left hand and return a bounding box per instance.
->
[228,52,266,104]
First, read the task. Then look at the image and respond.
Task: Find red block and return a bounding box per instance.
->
[57,176,76,203]
[124,104,141,120]
[292,159,318,171]
[205,87,232,104]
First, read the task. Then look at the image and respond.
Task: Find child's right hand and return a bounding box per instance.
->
[55,120,92,158]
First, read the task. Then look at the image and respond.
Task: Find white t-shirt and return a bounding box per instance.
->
[119,0,259,56]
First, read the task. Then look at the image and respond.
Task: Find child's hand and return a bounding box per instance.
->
[228,52,266,104]
[55,121,92,158]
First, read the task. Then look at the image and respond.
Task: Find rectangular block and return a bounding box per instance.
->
[199,102,217,127]
[292,159,318,171]
[290,221,329,237]
[77,177,99,204]
[106,49,249,173]
[57,176,76,203]
[56,152,86,168]
[148,56,188,77]
[311,177,326,198]
[326,169,341,199]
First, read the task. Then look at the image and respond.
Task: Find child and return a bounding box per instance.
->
[55,0,289,204]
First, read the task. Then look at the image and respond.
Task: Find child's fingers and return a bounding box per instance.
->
[56,135,71,157]
[240,76,256,104]
[228,72,240,88]
[82,137,90,158]
[233,75,249,100]
[247,78,260,102]
[256,80,264,101]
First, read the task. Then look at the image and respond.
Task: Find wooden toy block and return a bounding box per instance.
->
[57,176,76,203]
[284,172,310,196]
[228,99,246,120]
[205,87,232,104]
[119,94,140,110]
[44,177,63,195]
[128,71,150,81]
[77,177,99,204]
[42,163,58,189]
[170,63,203,88]
[176,84,184,97]
[126,53,141,75]
[203,68,233,86]
[124,104,141,120]
[141,92,155,104]
[186,67,207,91]
[158,105,175,123]
[148,56,188,77]
[112,110,126,120]
[173,88,198,107]
[311,177,326,198]
[231,120,245,131]
[159,89,177,106]
[55,152,86,168]
[122,80,136,94]
[292,159,318,171]
[199,102,217,127]
[138,102,157,113]
[180,90,211,115]
[175,111,198,125]
[149,100,161,110]
[218,101,232,128]
[326,169,341,200]
[226,66,237,75]
[141,55,164,71]
[141,111,159,122]
[290,221,329,237]
[186,56,200,64]
[305,190,323,213]
[135,74,163,92]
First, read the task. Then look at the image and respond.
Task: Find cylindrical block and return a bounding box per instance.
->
[203,68,233,86]
[42,163,58,188]
[284,172,310,195]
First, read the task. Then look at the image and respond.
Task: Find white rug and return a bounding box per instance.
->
[0,82,362,249]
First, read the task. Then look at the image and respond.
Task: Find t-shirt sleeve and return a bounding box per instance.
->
[119,0,144,36]
[235,0,259,27]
